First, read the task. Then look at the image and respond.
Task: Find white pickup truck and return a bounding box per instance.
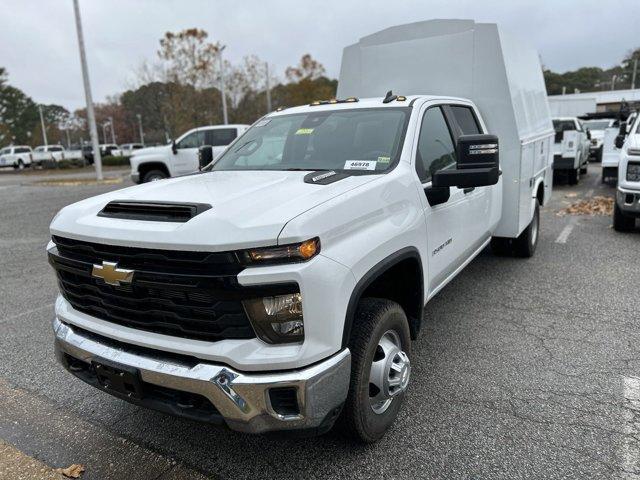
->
[47,20,553,442]
[581,118,615,162]
[614,112,640,231]
[130,125,249,183]
[0,145,33,169]
[552,117,590,184]
[33,145,66,165]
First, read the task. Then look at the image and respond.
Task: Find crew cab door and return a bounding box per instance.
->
[414,105,470,292]
[444,103,494,246]
[174,130,205,175]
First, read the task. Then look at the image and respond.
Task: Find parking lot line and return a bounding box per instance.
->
[555,217,578,244]
[622,376,640,480]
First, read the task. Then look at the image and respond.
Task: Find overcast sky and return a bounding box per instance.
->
[2,0,639,111]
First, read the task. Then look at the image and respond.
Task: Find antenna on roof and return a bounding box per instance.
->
[383,90,397,104]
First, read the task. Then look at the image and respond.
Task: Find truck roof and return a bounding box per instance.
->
[268,95,473,116]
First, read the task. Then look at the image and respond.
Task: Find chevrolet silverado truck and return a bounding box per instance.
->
[614,112,640,231]
[0,145,33,169]
[552,117,589,185]
[47,20,553,442]
[130,124,249,183]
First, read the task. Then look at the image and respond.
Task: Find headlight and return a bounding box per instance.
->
[237,238,320,266]
[627,148,640,157]
[243,293,304,343]
[626,162,640,182]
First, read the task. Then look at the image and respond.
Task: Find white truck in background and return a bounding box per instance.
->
[130,124,249,183]
[552,117,590,184]
[581,118,615,162]
[614,112,640,231]
[33,145,66,165]
[0,145,33,169]
[548,96,597,118]
[48,20,553,442]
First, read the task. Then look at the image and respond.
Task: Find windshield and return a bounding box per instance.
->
[209,108,410,173]
[553,120,577,132]
[582,120,612,131]
[0,148,10,155]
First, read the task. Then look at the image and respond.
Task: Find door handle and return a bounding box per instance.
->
[463,187,475,194]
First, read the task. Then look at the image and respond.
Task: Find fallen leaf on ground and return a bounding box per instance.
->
[557,196,614,216]
[55,464,85,478]
[565,193,578,198]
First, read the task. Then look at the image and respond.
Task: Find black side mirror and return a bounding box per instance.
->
[432,134,501,189]
[198,145,213,169]
[619,122,627,137]
[586,129,591,140]
[171,139,177,155]
[615,135,625,149]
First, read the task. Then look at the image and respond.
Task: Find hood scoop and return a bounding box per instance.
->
[98,200,211,223]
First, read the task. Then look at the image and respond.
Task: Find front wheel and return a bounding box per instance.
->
[514,201,540,257]
[341,298,411,443]
[568,168,579,185]
[580,162,588,175]
[142,169,168,183]
[14,159,24,170]
[613,203,635,232]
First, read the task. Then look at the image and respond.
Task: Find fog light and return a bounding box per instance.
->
[243,293,304,344]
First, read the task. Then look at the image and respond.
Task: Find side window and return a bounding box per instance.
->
[176,131,204,149]
[415,107,457,183]
[206,128,238,147]
[450,106,481,135]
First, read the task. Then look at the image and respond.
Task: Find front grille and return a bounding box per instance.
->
[49,237,294,342]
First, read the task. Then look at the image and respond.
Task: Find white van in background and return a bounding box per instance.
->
[130,124,249,183]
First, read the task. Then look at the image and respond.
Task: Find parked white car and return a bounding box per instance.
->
[130,125,249,183]
[33,145,66,165]
[0,145,33,169]
[614,113,640,231]
[552,117,590,184]
[112,143,145,157]
[48,20,552,442]
[581,119,615,162]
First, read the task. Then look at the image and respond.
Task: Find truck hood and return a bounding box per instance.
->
[50,170,377,251]
[132,145,170,157]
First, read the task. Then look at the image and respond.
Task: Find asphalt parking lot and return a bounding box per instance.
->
[0,164,639,479]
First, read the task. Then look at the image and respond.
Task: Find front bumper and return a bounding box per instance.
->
[53,318,351,434]
[617,187,640,217]
[553,155,576,170]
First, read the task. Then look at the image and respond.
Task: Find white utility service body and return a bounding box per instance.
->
[614,113,640,231]
[602,124,625,182]
[130,124,249,183]
[581,119,615,162]
[48,20,553,441]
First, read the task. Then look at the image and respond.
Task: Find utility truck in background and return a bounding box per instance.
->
[552,117,589,184]
[581,118,615,162]
[130,124,249,183]
[47,20,553,443]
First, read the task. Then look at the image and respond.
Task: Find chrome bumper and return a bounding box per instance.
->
[617,187,640,216]
[53,318,351,434]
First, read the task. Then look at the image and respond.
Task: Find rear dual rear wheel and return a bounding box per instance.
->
[490,201,540,258]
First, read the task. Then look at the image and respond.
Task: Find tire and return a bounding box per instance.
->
[568,168,579,185]
[142,169,168,183]
[597,146,603,163]
[340,298,411,443]
[514,201,540,258]
[613,203,635,232]
[580,162,588,175]
[13,159,24,170]
[490,237,512,256]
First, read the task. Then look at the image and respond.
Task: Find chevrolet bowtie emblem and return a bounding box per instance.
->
[91,261,134,286]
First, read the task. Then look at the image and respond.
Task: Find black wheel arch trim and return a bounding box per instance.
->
[341,246,424,348]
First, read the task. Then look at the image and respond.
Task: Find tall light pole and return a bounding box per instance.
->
[218,46,229,124]
[265,62,272,113]
[38,105,48,146]
[611,75,617,91]
[136,113,144,144]
[102,122,109,144]
[72,0,102,180]
[108,116,116,144]
[632,58,638,90]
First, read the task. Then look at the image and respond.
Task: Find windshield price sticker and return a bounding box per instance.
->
[344,160,377,171]
[295,128,314,135]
